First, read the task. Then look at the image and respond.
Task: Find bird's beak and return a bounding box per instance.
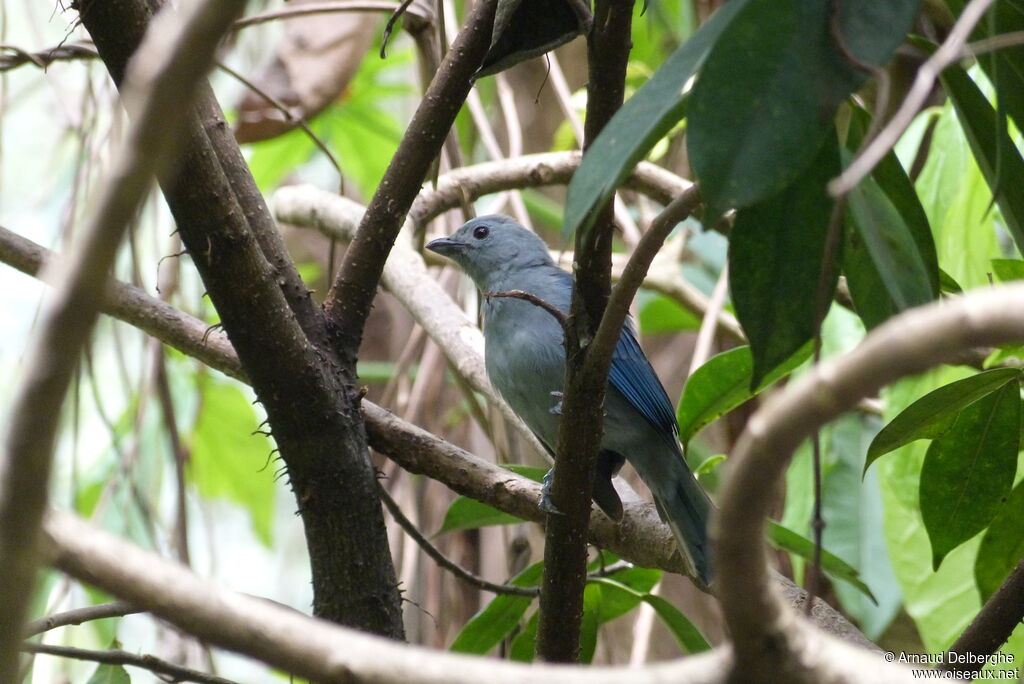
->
[425,236,466,258]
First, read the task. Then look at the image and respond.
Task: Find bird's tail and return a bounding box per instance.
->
[650,459,714,590]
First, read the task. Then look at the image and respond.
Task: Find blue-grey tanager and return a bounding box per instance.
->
[426,215,712,586]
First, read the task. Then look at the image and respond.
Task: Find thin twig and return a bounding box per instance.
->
[21,642,239,684]
[231,1,423,31]
[803,195,849,615]
[215,61,343,193]
[0,41,97,72]
[589,187,702,372]
[381,0,418,58]
[378,484,540,597]
[23,601,139,637]
[830,0,998,196]
[485,290,570,330]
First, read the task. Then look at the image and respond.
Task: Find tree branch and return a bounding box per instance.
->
[0,1,249,678]
[323,0,497,363]
[42,508,736,683]
[537,0,637,662]
[0,225,244,382]
[23,601,138,637]
[829,0,997,195]
[715,282,1024,681]
[941,556,1024,678]
[587,187,702,376]
[22,642,238,684]
[278,158,744,345]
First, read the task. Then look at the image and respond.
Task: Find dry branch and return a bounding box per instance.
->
[43,509,732,684]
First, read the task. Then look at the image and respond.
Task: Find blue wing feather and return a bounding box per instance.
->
[546,269,678,443]
[608,321,679,443]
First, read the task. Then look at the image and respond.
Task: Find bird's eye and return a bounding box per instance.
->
[472,225,490,240]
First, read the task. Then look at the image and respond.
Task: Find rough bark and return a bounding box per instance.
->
[536,0,636,662]
[75,0,404,638]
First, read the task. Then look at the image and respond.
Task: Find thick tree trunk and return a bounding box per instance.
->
[75,0,405,639]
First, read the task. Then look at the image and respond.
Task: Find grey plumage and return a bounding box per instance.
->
[426,215,712,587]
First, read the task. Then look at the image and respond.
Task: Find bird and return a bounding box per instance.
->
[426,215,713,587]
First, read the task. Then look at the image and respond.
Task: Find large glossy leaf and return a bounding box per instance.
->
[450,561,543,654]
[562,0,752,238]
[920,382,1020,570]
[675,343,811,444]
[945,0,1024,136]
[842,108,939,329]
[728,135,840,387]
[941,64,1024,255]
[845,172,935,317]
[688,0,921,219]
[975,479,1024,601]
[767,520,877,603]
[864,368,1021,474]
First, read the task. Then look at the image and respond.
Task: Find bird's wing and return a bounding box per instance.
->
[608,320,680,443]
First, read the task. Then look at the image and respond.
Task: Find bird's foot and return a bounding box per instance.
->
[539,468,564,515]
[549,391,564,416]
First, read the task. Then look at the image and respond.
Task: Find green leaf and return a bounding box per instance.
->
[879,368,984,651]
[842,107,939,329]
[437,498,523,535]
[975,479,1024,601]
[637,289,701,334]
[580,583,602,664]
[688,0,920,219]
[563,0,752,238]
[864,368,1021,474]
[992,258,1024,282]
[587,577,711,653]
[508,610,538,662]
[188,379,276,546]
[695,454,727,476]
[436,465,545,535]
[920,382,1021,570]
[946,0,1024,137]
[766,520,877,603]
[941,63,1024,256]
[86,663,131,684]
[845,172,936,318]
[591,565,662,623]
[676,344,811,443]
[939,268,964,293]
[728,134,840,388]
[450,561,542,654]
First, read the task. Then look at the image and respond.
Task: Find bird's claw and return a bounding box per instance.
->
[549,391,564,416]
[539,468,564,515]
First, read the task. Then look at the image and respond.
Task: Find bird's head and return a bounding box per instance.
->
[425,215,555,289]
